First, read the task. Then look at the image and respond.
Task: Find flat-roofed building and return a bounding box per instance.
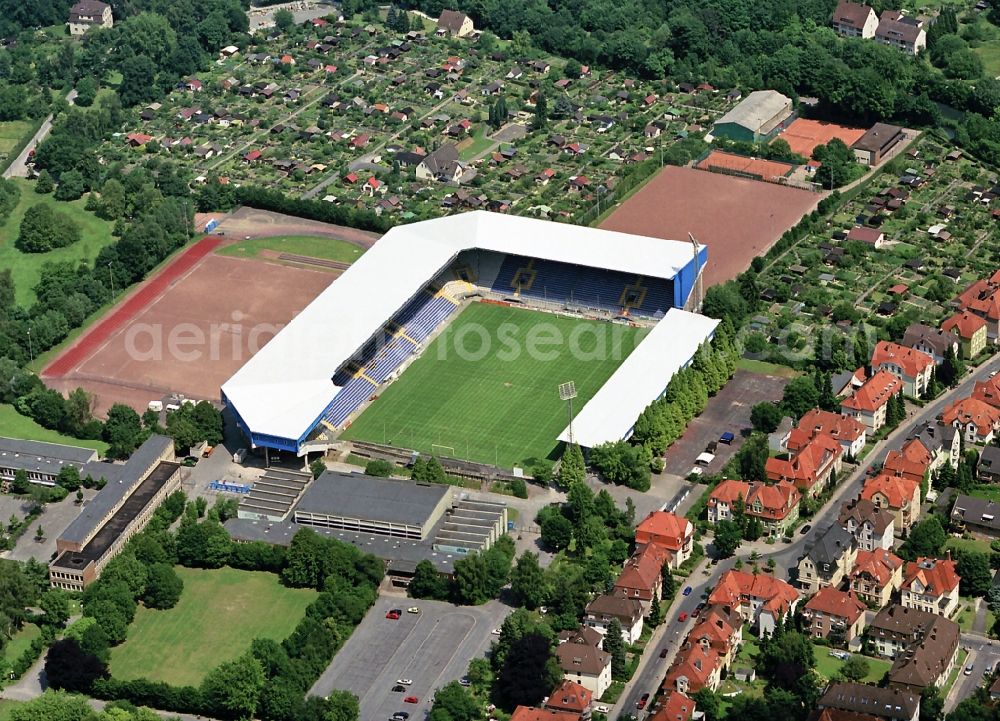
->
[853,123,905,166]
[0,437,97,487]
[49,435,179,590]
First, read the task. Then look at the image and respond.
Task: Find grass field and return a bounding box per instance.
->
[2,623,40,666]
[0,404,108,453]
[217,234,365,264]
[814,648,891,683]
[109,567,316,686]
[0,178,116,306]
[342,303,648,468]
[0,120,32,155]
[0,701,21,720]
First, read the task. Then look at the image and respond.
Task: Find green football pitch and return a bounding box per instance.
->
[341,302,648,468]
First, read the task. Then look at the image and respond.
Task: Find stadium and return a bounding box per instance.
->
[221,211,718,468]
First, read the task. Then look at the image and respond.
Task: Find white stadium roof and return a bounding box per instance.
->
[222,211,703,442]
[557,309,718,448]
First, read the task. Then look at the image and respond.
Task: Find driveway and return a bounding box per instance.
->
[3,90,75,179]
[311,596,509,718]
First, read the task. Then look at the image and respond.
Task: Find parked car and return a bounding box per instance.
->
[693,603,704,617]
[719,432,735,444]
[659,648,669,658]
[386,609,402,619]
[392,713,410,720]
[637,694,649,710]
[705,441,718,454]
[182,456,198,467]
[683,586,693,596]
[799,524,812,535]
[491,628,502,635]
[965,665,974,676]
[392,685,407,693]
[595,706,611,714]
[404,697,419,704]
[678,612,688,622]
[459,677,471,687]
[396,679,413,686]
[407,607,420,614]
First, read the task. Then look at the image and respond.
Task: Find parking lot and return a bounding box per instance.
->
[663,368,791,476]
[311,596,510,718]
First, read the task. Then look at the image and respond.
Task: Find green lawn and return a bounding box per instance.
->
[0,700,22,720]
[342,303,648,468]
[458,127,496,162]
[971,484,1000,503]
[814,648,891,683]
[0,120,33,155]
[2,623,40,665]
[109,567,317,686]
[974,42,1000,78]
[0,179,116,306]
[217,234,365,264]
[945,536,993,556]
[735,358,802,378]
[0,404,108,453]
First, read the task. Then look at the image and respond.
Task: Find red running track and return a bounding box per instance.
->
[42,235,225,378]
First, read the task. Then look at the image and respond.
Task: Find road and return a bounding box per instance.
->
[3,90,76,179]
[615,352,1000,718]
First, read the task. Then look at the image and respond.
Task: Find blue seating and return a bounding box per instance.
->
[491,254,675,317]
[406,296,457,342]
[325,376,376,427]
[365,337,416,382]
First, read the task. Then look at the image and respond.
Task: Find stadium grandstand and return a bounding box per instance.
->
[222,211,715,458]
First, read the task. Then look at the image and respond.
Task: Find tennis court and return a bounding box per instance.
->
[696,150,796,182]
[777,118,867,158]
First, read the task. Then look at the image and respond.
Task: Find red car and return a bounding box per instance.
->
[404,697,419,704]
[386,609,402,619]
[678,612,688,622]
[637,694,649,710]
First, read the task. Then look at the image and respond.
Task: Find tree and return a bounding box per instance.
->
[956,551,993,598]
[324,690,360,721]
[781,375,820,418]
[648,590,663,626]
[365,459,393,477]
[453,552,492,605]
[44,638,107,693]
[429,682,479,721]
[605,618,628,679]
[713,520,742,558]
[200,652,265,719]
[409,560,449,600]
[274,8,295,32]
[750,402,783,433]
[840,654,870,682]
[900,517,946,560]
[310,458,327,479]
[11,468,29,494]
[54,170,85,201]
[533,94,548,130]
[693,689,722,721]
[16,204,81,252]
[662,566,677,599]
[75,489,84,504]
[103,404,144,459]
[510,552,547,609]
[39,589,70,627]
[919,686,944,721]
[539,513,573,551]
[496,631,561,710]
[558,443,586,488]
[34,525,44,542]
[34,170,53,194]
[56,466,81,492]
[141,563,183,609]
[118,55,158,108]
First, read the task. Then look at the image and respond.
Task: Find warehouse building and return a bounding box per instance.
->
[852,123,905,166]
[225,471,508,582]
[237,467,311,522]
[49,435,180,590]
[0,437,98,488]
[711,90,793,143]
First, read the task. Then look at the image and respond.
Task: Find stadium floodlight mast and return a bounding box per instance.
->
[558,381,578,445]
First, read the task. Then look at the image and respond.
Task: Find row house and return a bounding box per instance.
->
[765,432,843,497]
[706,480,801,537]
[941,310,988,359]
[791,408,867,459]
[860,473,921,532]
[849,548,904,608]
[555,629,612,698]
[900,556,960,617]
[841,371,904,432]
[796,525,857,593]
[870,341,934,398]
[662,642,722,695]
[648,692,696,721]
[802,587,867,647]
[905,422,960,473]
[940,396,1000,444]
[706,569,799,636]
[614,542,669,610]
[901,323,959,365]
[634,511,694,568]
[882,438,932,485]
[544,680,592,719]
[954,272,1000,342]
[869,605,960,692]
[839,498,895,551]
[584,591,644,644]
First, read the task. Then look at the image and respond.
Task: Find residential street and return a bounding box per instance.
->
[614,353,1000,718]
